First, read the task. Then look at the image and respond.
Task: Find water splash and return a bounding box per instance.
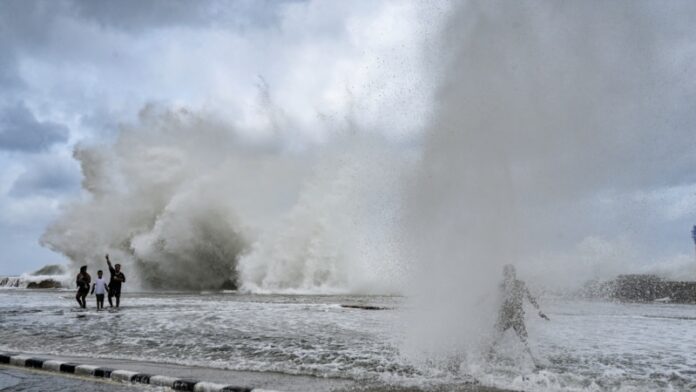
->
[41,106,409,292]
[400,0,696,373]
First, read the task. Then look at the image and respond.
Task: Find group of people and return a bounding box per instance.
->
[74,256,545,364]
[75,254,126,310]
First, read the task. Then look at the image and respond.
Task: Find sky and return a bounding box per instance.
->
[0,0,438,275]
[0,0,695,282]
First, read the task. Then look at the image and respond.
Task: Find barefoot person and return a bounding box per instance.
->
[91,270,108,310]
[489,264,549,367]
[105,254,126,308]
[75,265,91,309]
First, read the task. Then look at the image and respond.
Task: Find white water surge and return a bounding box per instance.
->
[399,0,696,375]
[39,1,696,298]
[40,106,412,292]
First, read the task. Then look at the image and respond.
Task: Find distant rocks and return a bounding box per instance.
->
[0,264,67,289]
[218,279,237,290]
[340,304,388,310]
[26,279,62,289]
[582,274,696,304]
[1,277,63,289]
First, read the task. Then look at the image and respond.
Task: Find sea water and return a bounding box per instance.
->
[1,289,694,391]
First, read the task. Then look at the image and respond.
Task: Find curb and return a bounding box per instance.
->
[0,352,261,392]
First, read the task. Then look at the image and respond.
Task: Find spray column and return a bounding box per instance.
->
[692,226,696,276]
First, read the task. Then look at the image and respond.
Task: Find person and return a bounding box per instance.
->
[91,270,109,310]
[105,254,126,308]
[75,265,91,309]
[489,264,549,367]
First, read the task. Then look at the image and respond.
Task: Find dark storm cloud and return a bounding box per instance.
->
[9,156,81,198]
[0,12,22,92]
[0,53,21,92]
[72,0,217,30]
[0,1,65,96]
[72,0,297,32]
[0,103,70,152]
[0,0,298,95]
[0,1,65,48]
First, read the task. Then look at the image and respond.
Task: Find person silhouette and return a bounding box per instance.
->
[75,265,91,309]
[105,254,126,308]
[489,264,549,367]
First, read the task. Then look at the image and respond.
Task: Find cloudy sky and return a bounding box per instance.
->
[0,0,440,275]
[0,0,695,282]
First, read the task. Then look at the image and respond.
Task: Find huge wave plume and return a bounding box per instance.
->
[41,104,407,292]
[36,0,696,299]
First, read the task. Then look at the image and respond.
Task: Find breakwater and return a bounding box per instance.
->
[583,274,696,303]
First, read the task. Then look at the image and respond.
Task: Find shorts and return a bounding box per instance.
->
[96,294,105,301]
[109,286,121,297]
[77,288,89,296]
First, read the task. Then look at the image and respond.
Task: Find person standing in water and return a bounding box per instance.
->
[75,265,91,308]
[91,270,108,310]
[105,254,126,308]
[489,264,549,366]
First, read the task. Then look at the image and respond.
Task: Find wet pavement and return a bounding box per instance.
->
[0,366,150,391]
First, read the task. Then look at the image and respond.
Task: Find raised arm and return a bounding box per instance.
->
[106,254,114,272]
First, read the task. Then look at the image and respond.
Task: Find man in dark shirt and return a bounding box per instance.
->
[75,265,91,309]
[489,264,549,366]
[105,254,126,308]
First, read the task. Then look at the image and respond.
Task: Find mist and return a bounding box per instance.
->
[37,1,696,298]
[41,104,409,292]
[399,0,696,371]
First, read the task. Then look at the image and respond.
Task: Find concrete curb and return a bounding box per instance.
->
[0,352,260,392]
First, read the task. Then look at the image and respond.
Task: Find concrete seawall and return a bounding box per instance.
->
[0,353,256,392]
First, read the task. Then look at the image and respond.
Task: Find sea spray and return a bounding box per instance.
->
[238,135,408,294]
[41,106,310,290]
[41,105,410,292]
[36,1,695,298]
[36,0,442,292]
[399,0,695,374]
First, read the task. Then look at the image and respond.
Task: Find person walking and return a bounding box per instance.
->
[489,264,549,367]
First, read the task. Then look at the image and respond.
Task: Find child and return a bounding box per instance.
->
[91,270,109,310]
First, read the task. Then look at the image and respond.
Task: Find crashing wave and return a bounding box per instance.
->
[0,264,69,289]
